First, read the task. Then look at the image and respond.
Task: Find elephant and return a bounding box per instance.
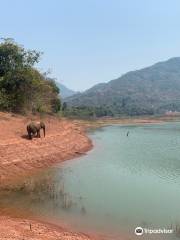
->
[27,121,46,140]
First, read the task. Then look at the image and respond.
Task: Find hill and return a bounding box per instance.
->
[65,57,180,116]
[56,82,76,98]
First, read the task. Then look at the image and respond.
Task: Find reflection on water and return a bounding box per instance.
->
[1,123,180,239]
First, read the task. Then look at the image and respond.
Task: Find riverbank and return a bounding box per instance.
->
[0,216,94,240]
[72,114,180,130]
[0,112,95,240]
[0,112,92,188]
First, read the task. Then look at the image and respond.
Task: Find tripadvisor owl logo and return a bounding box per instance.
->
[135,227,144,236]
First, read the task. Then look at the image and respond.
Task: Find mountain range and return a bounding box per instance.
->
[65,57,180,116]
[56,82,76,98]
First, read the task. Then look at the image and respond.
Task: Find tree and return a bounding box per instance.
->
[0,38,61,114]
[0,38,41,77]
[62,102,67,111]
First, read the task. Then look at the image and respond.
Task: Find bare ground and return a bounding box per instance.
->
[0,112,95,240]
[0,113,92,188]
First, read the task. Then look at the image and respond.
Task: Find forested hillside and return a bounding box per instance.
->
[0,39,61,114]
[65,58,180,117]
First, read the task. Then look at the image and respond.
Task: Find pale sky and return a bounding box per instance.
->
[1,0,180,91]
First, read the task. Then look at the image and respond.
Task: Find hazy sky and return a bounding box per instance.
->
[1,0,180,91]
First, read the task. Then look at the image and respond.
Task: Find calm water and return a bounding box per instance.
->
[1,123,180,239]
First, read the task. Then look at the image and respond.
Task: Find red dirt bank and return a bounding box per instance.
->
[0,113,92,188]
[0,112,95,240]
[0,216,93,240]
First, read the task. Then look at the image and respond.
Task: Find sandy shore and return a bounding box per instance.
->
[0,112,95,240]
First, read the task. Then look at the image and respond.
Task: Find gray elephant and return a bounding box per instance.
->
[27,121,46,139]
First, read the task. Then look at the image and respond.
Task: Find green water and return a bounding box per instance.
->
[1,123,180,239]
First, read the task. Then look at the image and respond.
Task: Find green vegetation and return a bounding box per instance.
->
[65,57,180,117]
[62,104,115,119]
[0,38,61,114]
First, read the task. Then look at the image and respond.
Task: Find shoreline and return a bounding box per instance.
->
[0,112,178,240]
[0,112,96,240]
[72,115,180,130]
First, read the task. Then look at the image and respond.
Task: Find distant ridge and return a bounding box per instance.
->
[56,82,76,98]
[65,57,180,116]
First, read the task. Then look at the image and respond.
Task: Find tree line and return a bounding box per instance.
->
[62,103,155,119]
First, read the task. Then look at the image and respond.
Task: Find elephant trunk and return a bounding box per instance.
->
[43,126,45,137]
[40,122,46,137]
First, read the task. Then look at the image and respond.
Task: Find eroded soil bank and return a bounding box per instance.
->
[0,112,96,240]
[0,113,92,188]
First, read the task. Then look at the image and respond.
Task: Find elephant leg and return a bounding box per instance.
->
[28,132,32,140]
[27,127,32,140]
[37,130,40,138]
